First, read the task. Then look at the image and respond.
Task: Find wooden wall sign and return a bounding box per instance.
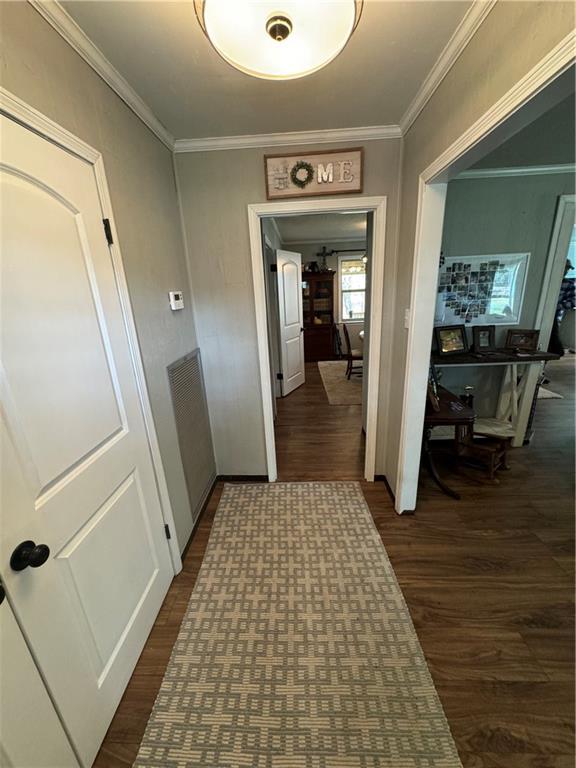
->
[265,148,363,200]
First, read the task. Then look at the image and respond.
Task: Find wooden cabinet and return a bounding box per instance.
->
[302,271,336,362]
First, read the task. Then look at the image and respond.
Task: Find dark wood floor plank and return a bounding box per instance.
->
[94,358,574,768]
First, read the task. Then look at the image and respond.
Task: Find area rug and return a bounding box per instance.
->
[135,482,461,768]
[537,386,563,400]
[318,360,362,405]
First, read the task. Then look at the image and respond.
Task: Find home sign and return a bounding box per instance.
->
[265,148,363,200]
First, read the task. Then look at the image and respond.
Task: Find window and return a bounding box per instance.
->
[339,254,366,321]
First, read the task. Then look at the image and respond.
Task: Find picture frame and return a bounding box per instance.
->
[264,148,364,200]
[504,328,540,351]
[435,252,530,326]
[435,324,469,356]
[472,325,496,352]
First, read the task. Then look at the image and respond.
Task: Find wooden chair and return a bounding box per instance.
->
[342,323,363,379]
[454,391,511,483]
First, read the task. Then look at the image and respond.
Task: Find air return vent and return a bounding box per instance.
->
[167,349,216,525]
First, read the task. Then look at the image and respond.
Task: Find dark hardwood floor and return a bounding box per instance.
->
[95,359,574,768]
[275,362,365,480]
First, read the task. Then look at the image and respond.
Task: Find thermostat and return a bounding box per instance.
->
[169,291,184,311]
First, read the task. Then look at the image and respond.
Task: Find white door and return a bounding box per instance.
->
[0,116,174,767]
[276,250,305,396]
[0,592,79,768]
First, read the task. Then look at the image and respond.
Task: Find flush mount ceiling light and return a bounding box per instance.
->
[194,1,363,80]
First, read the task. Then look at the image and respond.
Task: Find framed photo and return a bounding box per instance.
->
[435,324,469,356]
[505,328,540,351]
[435,252,530,326]
[472,325,495,352]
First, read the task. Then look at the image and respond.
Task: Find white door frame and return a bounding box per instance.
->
[248,196,388,483]
[511,193,575,445]
[0,86,182,573]
[395,32,575,513]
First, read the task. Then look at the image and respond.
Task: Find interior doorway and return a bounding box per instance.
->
[247,197,388,484]
[396,64,575,513]
[261,211,372,480]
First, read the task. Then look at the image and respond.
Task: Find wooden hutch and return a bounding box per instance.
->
[302,270,336,362]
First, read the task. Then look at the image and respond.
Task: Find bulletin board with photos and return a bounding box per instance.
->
[435,252,530,326]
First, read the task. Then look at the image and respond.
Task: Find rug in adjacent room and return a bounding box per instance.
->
[537,386,563,399]
[135,482,462,768]
[318,360,362,405]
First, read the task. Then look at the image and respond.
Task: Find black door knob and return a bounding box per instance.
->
[10,540,50,571]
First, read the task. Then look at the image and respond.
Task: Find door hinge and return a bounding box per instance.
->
[164,523,171,540]
[102,218,114,246]
[270,263,277,272]
[276,373,284,381]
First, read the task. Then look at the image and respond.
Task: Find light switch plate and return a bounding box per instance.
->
[169,291,184,311]
[404,308,410,329]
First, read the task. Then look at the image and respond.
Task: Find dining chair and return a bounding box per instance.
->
[342,323,363,379]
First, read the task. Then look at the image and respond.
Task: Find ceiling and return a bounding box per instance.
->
[473,93,576,169]
[62,0,473,140]
[274,212,367,243]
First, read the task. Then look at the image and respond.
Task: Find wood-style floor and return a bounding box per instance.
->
[95,359,575,768]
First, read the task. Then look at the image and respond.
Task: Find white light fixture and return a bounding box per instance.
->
[194,1,363,80]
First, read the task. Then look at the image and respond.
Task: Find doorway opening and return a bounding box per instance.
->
[396,64,575,512]
[262,211,371,480]
[247,197,388,484]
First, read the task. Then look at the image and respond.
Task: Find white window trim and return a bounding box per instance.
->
[337,252,367,324]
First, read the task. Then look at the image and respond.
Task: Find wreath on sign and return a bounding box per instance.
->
[290,160,315,189]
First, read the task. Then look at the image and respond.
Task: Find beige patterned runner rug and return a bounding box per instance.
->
[135,482,461,768]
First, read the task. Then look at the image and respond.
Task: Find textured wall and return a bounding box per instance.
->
[176,141,401,476]
[1,2,198,550]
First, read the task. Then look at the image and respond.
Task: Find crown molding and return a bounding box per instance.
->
[174,125,402,153]
[423,29,576,182]
[29,0,174,149]
[457,163,576,180]
[399,0,497,135]
[25,0,499,154]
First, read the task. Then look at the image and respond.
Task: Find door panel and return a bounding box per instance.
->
[276,250,305,396]
[281,260,300,326]
[2,171,123,489]
[0,116,173,767]
[285,337,303,379]
[0,596,79,768]
[55,472,158,675]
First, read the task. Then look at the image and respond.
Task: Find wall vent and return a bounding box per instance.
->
[167,349,216,526]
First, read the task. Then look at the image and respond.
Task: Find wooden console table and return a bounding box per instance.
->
[431,349,560,446]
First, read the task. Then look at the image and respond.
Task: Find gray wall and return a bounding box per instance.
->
[1,2,198,551]
[389,0,575,492]
[176,141,401,476]
[438,172,575,414]
[474,93,575,170]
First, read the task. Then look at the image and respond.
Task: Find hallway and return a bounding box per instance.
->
[275,362,365,481]
[95,359,574,768]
